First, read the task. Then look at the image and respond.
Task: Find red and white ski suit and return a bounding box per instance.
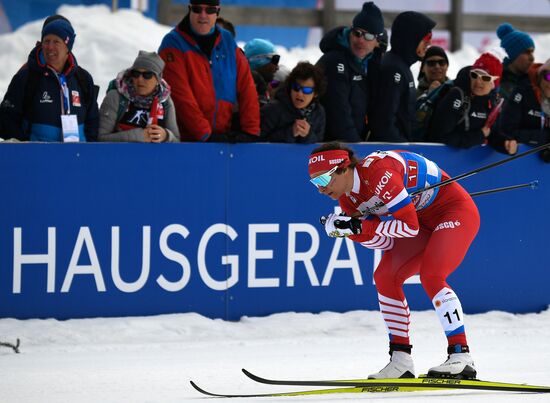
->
[340,150,480,347]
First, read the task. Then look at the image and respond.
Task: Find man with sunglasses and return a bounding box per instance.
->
[158,0,260,142]
[416,46,449,98]
[369,11,435,143]
[308,142,480,379]
[500,58,550,162]
[316,2,385,142]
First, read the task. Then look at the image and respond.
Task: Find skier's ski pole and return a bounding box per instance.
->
[410,142,550,197]
[319,181,539,225]
[469,181,538,198]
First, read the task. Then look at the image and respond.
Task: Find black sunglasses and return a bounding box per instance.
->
[130,70,155,80]
[351,28,378,41]
[190,5,220,15]
[541,70,550,82]
[425,59,448,67]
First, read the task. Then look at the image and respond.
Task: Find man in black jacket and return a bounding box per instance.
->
[370,11,435,142]
[316,2,384,142]
[496,23,535,101]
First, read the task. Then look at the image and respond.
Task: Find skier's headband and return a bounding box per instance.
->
[308,150,351,178]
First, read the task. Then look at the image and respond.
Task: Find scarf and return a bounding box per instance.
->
[115,69,171,109]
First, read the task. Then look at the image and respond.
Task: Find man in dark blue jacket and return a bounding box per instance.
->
[316,2,384,142]
[500,60,550,153]
[370,11,435,142]
[0,16,98,142]
[496,23,535,102]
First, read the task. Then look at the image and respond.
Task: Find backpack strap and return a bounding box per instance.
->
[455,87,471,131]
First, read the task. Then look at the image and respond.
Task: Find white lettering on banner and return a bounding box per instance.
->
[158,224,191,292]
[323,237,363,285]
[10,222,427,295]
[61,227,106,292]
[13,227,56,293]
[287,223,320,287]
[111,226,150,293]
[248,224,280,288]
[198,224,239,291]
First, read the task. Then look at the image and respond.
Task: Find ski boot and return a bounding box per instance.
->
[427,345,477,379]
[368,343,415,379]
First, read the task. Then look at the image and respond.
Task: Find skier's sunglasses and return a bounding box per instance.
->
[425,58,448,67]
[470,70,496,83]
[310,165,338,188]
[291,82,315,95]
[190,5,220,15]
[130,70,155,80]
[351,28,379,42]
[541,71,550,82]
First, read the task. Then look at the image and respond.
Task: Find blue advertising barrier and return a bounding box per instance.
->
[0,142,548,320]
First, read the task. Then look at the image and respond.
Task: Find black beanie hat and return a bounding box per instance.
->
[352,2,384,35]
[423,46,449,64]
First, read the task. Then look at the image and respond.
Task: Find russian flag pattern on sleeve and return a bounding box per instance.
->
[378,293,411,342]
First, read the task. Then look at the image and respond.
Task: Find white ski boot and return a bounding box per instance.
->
[428,346,477,379]
[368,351,415,379]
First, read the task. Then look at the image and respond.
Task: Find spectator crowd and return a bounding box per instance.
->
[0,0,548,161]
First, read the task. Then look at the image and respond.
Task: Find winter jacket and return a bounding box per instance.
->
[316,26,381,142]
[430,66,505,149]
[370,12,436,142]
[499,63,550,145]
[0,45,99,142]
[260,87,325,143]
[499,65,531,102]
[98,74,179,143]
[158,17,260,142]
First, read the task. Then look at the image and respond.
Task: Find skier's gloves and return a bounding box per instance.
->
[322,213,362,238]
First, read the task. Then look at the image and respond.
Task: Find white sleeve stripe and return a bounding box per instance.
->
[375,220,418,238]
[378,293,408,307]
[360,236,394,250]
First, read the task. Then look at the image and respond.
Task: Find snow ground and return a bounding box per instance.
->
[1,308,549,402]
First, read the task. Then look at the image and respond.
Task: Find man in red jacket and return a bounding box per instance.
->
[158,0,260,142]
